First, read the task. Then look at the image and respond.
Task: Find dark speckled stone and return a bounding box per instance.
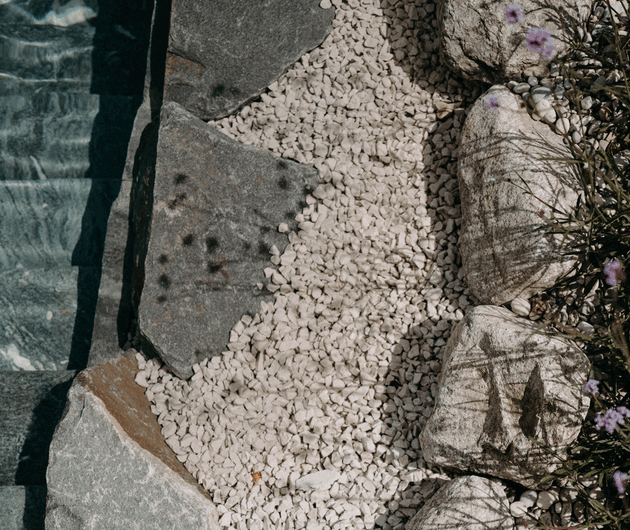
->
[163,0,334,121]
[135,101,320,380]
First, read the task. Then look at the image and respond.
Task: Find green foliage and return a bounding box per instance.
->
[497,1,630,528]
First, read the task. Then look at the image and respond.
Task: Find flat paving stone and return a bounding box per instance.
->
[45,351,219,530]
[136,101,320,380]
[163,0,334,120]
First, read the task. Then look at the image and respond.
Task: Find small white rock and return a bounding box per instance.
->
[218,512,232,526]
[320,0,332,9]
[134,370,150,388]
[555,117,571,135]
[510,500,529,518]
[295,469,341,490]
[510,298,531,317]
[577,321,595,335]
[519,490,538,508]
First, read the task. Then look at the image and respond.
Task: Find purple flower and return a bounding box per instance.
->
[604,259,626,287]
[595,408,627,433]
[525,27,556,60]
[485,95,500,111]
[614,471,628,494]
[584,379,599,394]
[505,3,524,24]
[619,406,630,418]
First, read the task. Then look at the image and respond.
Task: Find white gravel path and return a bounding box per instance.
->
[134,0,618,528]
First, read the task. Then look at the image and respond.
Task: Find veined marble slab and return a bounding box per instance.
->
[0,179,119,270]
[0,265,100,371]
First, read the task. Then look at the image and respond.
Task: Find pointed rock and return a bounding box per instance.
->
[163,0,335,121]
[420,305,590,490]
[458,85,585,306]
[406,475,514,530]
[45,350,220,530]
[136,102,319,379]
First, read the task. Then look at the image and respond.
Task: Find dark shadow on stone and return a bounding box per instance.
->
[119,0,171,355]
[15,376,74,486]
[22,486,47,530]
[67,0,153,371]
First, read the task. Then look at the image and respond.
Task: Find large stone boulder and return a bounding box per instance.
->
[438,0,591,85]
[135,101,319,380]
[420,305,591,490]
[458,85,584,306]
[45,350,220,530]
[163,0,335,121]
[406,475,515,530]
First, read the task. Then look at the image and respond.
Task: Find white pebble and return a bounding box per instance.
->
[555,117,571,135]
[510,501,529,518]
[519,490,538,508]
[510,298,531,317]
[134,370,150,388]
[295,470,341,490]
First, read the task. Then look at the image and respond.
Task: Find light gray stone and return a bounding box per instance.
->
[420,305,591,490]
[45,351,220,530]
[438,0,591,84]
[458,85,584,306]
[406,475,514,530]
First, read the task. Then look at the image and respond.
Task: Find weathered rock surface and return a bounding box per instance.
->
[163,0,335,121]
[406,475,514,530]
[88,0,170,367]
[136,101,319,380]
[438,0,591,85]
[458,85,584,306]
[420,305,591,490]
[45,350,219,530]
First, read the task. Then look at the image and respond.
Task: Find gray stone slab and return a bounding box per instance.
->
[0,179,120,270]
[0,266,100,371]
[0,486,46,530]
[87,0,168,368]
[163,0,334,120]
[136,101,320,380]
[45,351,219,530]
[0,370,76,486]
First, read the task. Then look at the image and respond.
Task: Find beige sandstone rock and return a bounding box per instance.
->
[406,475,515,530]
[420,305,590,490]
[438,0,591,85]
[458,85,585,306]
